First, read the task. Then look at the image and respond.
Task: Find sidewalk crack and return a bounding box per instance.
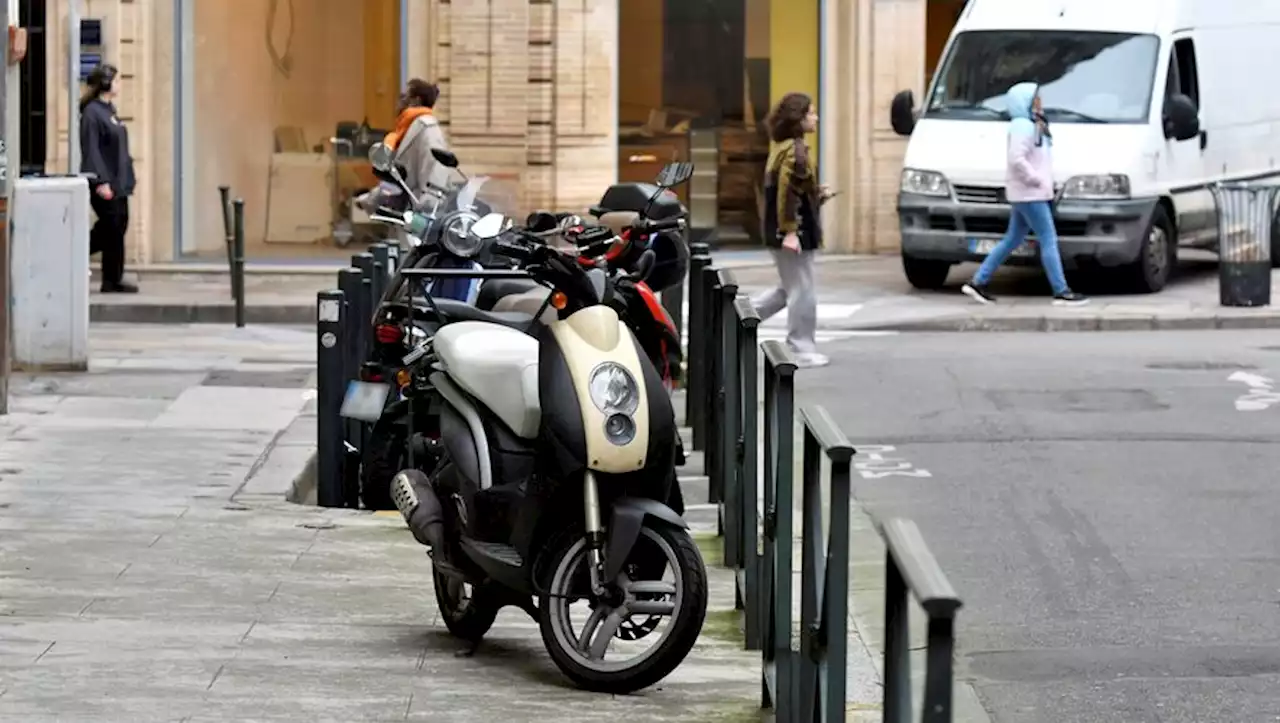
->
[206,663,226,691]
[33,641,55,664]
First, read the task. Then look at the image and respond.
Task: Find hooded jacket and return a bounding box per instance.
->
[1004,82,1054,203]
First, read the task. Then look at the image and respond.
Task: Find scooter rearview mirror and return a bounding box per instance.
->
[369,142,393,171]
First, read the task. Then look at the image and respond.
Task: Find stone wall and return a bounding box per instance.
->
[821,0,923,254]
[45,0,167,263]
[411,0,618,218]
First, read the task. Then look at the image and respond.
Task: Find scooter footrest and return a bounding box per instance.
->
[463,538,524,567]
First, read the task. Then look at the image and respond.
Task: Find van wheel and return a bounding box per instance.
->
[1125,205,1175,293]
[902,255,953,290]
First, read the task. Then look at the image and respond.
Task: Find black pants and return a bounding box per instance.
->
[90,195,128,286]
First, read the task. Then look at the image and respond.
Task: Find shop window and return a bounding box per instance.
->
[618,0,818,245]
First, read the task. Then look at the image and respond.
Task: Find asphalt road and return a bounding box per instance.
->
[798,330,1280,723]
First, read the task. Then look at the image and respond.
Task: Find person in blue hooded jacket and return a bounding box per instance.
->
[961,82,1087,306]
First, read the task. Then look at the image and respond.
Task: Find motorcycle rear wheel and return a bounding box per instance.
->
[538,523,707,694]
[432,565,499,642]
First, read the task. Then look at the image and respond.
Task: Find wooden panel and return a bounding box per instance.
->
[264,153,333,245]
[364,0,400,130]
[618,0,663,126]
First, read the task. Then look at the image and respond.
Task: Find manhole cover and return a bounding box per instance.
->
[986,389,1167,413]
[202,368,313,388]
[1146,361,1258,371]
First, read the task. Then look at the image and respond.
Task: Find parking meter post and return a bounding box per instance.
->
[351,253,375,362]
[218,186,234,294]
[231,199,247,327]
[316,290,346,507]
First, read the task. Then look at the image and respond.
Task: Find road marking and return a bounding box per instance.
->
[853,444,932,479]
[1227,371,1280,412]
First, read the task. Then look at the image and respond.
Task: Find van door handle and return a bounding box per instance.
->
[1200,130,1208,150]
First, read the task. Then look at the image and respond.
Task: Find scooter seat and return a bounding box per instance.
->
[475,278,541,311]
[431,298,534,330]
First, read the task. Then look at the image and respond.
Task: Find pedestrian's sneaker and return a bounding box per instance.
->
[961,282,996,305]
[795,352,830,369]
[1052,290,1089,307]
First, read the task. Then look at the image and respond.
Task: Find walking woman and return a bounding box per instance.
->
[961,82,1087,306]
[80,63,137,293]
[753,92,835,368]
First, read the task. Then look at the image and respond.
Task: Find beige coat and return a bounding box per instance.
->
[393,114,451,200]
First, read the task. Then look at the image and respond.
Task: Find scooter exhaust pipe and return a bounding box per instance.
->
[390,469,445,551]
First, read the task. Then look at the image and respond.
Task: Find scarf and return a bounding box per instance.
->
[384,107,433,150]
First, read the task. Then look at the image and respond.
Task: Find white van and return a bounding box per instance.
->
[890,0,1280,293]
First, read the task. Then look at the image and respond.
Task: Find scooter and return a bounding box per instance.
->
[391,162,704,694]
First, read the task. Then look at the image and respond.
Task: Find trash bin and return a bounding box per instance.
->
[11,176,91,370]
[1210,181,1278,307]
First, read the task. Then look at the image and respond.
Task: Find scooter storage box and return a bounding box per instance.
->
[594,183,685,219]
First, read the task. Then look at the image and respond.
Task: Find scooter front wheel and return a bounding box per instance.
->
[537,523,707,694]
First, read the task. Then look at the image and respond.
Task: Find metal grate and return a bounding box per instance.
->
[201,368,314,388]
[1210,182,1279,264]
[953,184,1006,204]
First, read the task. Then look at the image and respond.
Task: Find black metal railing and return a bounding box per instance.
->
[684,260,965,722]
[882,518,964,723]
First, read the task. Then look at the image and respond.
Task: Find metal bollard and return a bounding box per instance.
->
[686,250,712,450]
[699,263,720,461]
[351,253,375,363]
[316,290,346,507]
[218,185,234,298]
[369,243,390,304]
[230,199,247,328]
[336,267,365,509]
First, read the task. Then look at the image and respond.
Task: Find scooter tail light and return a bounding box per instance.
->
[375,323,404,344]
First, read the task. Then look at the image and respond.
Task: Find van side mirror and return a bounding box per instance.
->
[890,89,918,137]
[1163,93,1200,142]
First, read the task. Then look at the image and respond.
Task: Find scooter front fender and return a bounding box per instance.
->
[602,496,688,582]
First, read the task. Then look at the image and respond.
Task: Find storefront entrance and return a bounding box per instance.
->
[189,0,403,262]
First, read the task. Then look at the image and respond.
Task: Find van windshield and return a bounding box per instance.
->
[925,31,1160,124]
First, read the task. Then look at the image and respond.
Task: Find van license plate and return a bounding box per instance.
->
[341,381,391,422]
[970,238,1036,257]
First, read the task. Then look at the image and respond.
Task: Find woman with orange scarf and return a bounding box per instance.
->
[384,79,450,199]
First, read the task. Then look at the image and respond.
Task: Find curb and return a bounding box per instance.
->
[286,449,319,506]
[91,302,314,325]
[849,310,1280,333]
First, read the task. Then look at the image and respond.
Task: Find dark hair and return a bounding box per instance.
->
[79,63,118,111]
[766,92,813,143]
[405,79,441,109]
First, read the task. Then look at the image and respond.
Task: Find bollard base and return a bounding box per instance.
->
[1219,261,1272,307]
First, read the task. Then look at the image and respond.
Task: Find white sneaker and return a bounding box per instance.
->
[794,352,830,368]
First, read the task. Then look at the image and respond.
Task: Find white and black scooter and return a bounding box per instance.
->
[390,163,705,694]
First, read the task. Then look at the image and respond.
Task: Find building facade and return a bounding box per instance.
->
[32,0,953,264]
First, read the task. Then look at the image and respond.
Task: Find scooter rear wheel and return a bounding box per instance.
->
[432,565,499,642]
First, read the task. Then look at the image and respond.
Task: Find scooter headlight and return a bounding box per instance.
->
[589,362,640,416]
[441,213,484,258]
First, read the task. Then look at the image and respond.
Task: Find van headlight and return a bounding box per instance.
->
[1061,174,1130,200]
[589,362,640,445]
[900,169,952,197]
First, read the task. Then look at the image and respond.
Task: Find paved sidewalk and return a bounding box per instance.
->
[0,325,764,722]
[94,251,1280,331]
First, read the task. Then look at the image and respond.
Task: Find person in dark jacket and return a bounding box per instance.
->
[753,92,835,368]
[80,63,137,293]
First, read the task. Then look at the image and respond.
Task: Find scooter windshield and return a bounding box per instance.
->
[454,176,490,213]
